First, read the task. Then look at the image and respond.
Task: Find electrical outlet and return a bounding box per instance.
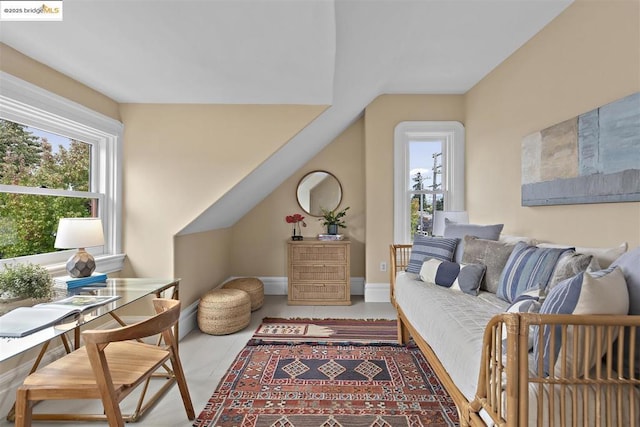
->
[379,261,387,272]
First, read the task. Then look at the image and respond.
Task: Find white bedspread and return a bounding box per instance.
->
[394,271,509,401]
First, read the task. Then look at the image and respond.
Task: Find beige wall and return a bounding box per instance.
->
[465,0,640,248]
[119,104,326,306]
[230,117,365,278]
[364,95,466,283]
[0,43,120,120]
[174,228,233,306]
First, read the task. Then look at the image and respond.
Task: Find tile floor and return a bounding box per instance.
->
[1,295,396,427]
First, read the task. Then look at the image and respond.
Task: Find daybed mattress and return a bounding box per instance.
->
[394,271,510,401]
[395,272,640,426]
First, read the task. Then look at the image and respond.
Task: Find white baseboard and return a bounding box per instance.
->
[178,298,199,340]
[364,282,391,303]
[224,276,366,296]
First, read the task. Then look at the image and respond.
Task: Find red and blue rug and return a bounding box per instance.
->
[249,317,399,345]
[193,319,459,426]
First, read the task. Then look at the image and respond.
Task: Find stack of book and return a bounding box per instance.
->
[317,234,345,241]
[53,272,108,290]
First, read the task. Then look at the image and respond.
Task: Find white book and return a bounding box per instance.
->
[0,295,119,338]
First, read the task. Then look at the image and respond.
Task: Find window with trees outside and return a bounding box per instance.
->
[394,121,465,243]
[0,73,123,272]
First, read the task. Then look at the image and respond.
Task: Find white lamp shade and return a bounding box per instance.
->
[432,211,469,237]
[54,218,105,249]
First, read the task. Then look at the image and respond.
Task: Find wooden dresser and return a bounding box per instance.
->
[287,240,351,305]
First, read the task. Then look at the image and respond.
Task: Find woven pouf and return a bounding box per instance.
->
[198,288,251,335]
[222,277,264,311]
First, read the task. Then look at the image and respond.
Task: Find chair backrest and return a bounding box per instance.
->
[82,298,180,345]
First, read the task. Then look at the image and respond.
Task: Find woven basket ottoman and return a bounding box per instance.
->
[198,288,251,335]
[222,277,264,311]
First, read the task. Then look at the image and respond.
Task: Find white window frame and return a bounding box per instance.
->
[394,121,465,243]
[0,72,124,275]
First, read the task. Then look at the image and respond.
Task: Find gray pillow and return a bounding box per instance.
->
[444,220,504,263]
[547,250,596,291]
[610,245,640,377]
[462,235,516,293]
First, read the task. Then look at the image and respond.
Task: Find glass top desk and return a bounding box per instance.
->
[0,278,179,363]
[2,278,180,423]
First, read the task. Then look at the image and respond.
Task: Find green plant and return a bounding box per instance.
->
[0,263,53,299]
[319,206,350,229]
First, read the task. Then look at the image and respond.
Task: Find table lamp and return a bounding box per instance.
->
[54,218,105,278]
[432,211,469,237]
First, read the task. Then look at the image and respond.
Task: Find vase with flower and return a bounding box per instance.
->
[285,213,306,241]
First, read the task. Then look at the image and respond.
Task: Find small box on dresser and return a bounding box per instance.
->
[287,239,351,305]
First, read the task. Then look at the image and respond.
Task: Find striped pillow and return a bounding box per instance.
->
[406,236,458,274]
[502,286,544,351]
[533,267,629,377]
[497,242,572,303]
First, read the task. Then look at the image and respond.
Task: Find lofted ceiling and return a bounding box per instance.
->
[0,0,573,233]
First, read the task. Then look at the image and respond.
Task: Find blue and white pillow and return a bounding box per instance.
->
[502,287,545,351]
[497,242,572,303]
[610,245,640,377]
[533,267,629,377]
[406,236,459,274]
[419,258,486,296]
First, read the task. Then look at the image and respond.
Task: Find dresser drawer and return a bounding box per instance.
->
[290,244,348,264]
[290,264,348,282]
[290,282,347,301]
[287,240,351,305]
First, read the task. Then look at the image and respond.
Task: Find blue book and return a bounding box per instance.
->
[54,273,108,290]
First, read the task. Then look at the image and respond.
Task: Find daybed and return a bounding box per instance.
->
[390,231,640,427]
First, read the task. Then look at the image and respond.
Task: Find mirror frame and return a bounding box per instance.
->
[296,170,343,217]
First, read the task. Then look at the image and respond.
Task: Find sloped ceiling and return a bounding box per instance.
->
[0,0,573,234]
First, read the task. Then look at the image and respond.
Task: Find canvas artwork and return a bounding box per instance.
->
[521,92,640,206]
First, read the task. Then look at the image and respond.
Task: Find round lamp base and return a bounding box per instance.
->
[66,249,96,278]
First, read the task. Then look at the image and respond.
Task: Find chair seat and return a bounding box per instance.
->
[24,341,169,392]
[15,298,195,427]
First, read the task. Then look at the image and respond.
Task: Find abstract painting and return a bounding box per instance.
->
[522,92,640,206]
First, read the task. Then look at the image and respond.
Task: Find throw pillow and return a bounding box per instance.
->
[462,235,516,293]
[497,242,572,303]
[419,258,486,296]
[533,267,629,377]
[406,235,459,274]
[503,287,545,351]
[443,220,504,263]
[610,245,640,378]
[547,250,596,291]
[536,242,628,268]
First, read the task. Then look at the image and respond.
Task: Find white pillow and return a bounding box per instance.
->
[536,242,627,268]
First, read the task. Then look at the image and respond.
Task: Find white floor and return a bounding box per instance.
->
[2,295,397,427]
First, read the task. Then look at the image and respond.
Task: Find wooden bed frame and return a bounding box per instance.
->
[390,244,640,427]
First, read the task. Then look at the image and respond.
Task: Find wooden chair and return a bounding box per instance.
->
[14,298,195,427]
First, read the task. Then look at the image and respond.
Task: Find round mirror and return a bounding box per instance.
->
[296,171,342,216]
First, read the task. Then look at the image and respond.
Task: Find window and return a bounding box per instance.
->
[394,121,465,243]
[0,72,124,273]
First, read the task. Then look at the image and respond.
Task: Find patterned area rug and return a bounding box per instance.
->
[193,342,459,426]
[249,317,399,345]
